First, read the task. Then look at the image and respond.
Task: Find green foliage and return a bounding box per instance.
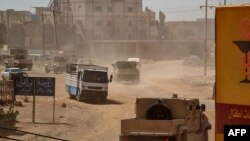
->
[0,105,19,127]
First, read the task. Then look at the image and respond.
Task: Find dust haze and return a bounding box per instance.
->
[0,0,216,141]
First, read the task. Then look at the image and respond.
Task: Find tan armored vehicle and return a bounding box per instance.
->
[112,60,140,83]
[4,48,33,70]
[120,95,211,141]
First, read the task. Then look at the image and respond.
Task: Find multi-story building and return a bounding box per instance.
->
[49,0,156,42]
[0,9,31,47]
[0,9,31,26]
[166,18,215,40]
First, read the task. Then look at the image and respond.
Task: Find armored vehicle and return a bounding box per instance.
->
[120,96,211,141]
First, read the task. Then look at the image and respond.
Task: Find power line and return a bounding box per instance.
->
[160,9,200,13]
[151,5,201,11]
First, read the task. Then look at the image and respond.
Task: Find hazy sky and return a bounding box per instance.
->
[0,0,249,21]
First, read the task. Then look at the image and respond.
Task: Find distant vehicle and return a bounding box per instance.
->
[1,68,28,80]
[68,57,93,65]
[44,56,67,73]
[127,57,140,63]
[4,48,33,70]
[112,60,140,83]
[120,96,211,141]
[65,64,112,103]
[127,57,141,68]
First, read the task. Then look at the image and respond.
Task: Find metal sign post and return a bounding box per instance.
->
[14,77,55,123]
[32,87,35,123]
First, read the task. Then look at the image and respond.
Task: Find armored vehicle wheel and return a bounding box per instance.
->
[146,99,172,120]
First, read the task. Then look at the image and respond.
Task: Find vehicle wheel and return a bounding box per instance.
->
[76,89,82,102]
[28,66,32,71]
[146,99,172,120]
[99,94,107,103]
[201,131,208,141]
[54,68,58,74]
[69,93,75,99]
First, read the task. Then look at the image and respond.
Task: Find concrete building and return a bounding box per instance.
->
[0,9,31,47]
[0,9,31,26]
[166,18,215,41]
[49,0,156,42]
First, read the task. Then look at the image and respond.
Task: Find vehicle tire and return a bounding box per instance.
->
[201,131,208,141]
[99,94,107,103]
[69,93,75,99]
[76,89,82,102]
[28,66,32,71]
[2,76,6,81]
[146,99,172,120]
[54,68,58,74]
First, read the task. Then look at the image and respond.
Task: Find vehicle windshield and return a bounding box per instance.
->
[116,61,137,69]
[10,69,21,73]
[83,70,108,83]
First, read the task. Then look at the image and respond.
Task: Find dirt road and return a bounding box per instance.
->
[1,60,215,141]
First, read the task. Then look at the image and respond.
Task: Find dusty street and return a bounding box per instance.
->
[1,60,215,141]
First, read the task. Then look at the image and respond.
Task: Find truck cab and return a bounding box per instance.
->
[65,64,112,103]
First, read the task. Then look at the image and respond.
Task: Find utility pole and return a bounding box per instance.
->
[51,5,62,53]
[200,0,215,76]
[42,12,45,58]
[52,9,59,52]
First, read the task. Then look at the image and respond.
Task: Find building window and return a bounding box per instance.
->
[95,6,102,12]
[150,21,155,26]
[128,34,132,40]
[95,21,102,26]
[128,21,133,26]
[107,21,113,26]
[128,7,133,12]
[108,7,113,12]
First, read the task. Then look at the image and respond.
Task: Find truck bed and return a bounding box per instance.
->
[121,118,185,135]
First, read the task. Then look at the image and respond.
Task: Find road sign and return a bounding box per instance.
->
[14,77,55,96]
[14,77,56,123]
[216,5,250,141]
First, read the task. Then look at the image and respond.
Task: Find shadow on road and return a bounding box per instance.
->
[83,98,123,105]
[0,127,26,141]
